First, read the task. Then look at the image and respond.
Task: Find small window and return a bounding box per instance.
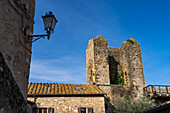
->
[78,108,93,113]
[33,108,54,113]
[89,76,92,81]
[33,108,37,113]
[78,108,86,113]
[88,108,93,113]
[39,108,47,113]
[48,108,54,113]
[125,72,127,75]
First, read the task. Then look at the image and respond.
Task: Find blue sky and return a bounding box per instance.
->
[29,0,170,85]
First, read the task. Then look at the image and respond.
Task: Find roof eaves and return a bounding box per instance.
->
[27,94,105,97]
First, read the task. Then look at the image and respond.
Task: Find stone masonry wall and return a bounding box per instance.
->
[27,96,106,113]
[86,39,95,85]
[99,85,135,107]
[98,85,112,100]
[120,38,145,97]
[93,36,110,85]
[86,35,110,85]
[0,0,35,98]
[0,52,31,113]
[86,36,145,98]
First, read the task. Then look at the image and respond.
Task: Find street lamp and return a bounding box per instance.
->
[26,11,58,43]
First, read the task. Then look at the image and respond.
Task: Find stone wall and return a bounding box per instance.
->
[0,52,31,113]
[0,0,35,98]
[27,96,106,113]
[120,38,145,97]
[98,84,137,107]
[93,36,110,85]
[98,85,112,99]
[86,36,145,98]
[98,85,132,102]
[86,35,110,85]
[86,39,95,85]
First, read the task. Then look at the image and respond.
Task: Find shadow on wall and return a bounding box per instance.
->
[109,56,119,84]
[0,52,31,113]
[105,97,115,113]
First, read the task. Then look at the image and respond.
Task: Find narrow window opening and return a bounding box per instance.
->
[78,108,93,113]
[48,108,54,113]
[33,108,54,113]
[125,72,127,75]
[39,108,47,113]
[88,108,93,113]
[78,108,86,113]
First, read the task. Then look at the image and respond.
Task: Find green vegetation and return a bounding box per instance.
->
[106,97,111,101]
[106,57,109,63]
[113,95,156,113]
[127,39,134,43]
[116,71,124,85]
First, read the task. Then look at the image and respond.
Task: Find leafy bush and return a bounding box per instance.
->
[127,39,134,43]
[113,95,156,113]
[116,71,124,85]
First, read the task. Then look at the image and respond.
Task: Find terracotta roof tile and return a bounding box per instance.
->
[28,83,104,95]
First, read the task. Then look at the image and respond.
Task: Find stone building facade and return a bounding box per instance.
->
[27,83,113,113]
[0,52,31,113]
[86,35,145,99]
[26,36,146,113]
[0,0,35,98]
[28,97,106,113]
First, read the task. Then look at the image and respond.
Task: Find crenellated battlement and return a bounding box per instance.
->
[86,35,145,98]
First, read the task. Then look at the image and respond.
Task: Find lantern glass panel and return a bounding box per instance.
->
[43,16,53,31]
[51,17,57,31]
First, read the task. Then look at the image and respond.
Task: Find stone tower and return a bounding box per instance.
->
[86,35,145,98]
[86,35,110,85]
[0,0,35,98]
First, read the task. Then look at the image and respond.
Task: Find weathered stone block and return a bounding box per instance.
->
[0,52,31,113]
[0,0,35,98]
[86,36,145,99]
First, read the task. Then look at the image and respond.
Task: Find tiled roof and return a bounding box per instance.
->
[28,83,105,95]
[141,101,170,113]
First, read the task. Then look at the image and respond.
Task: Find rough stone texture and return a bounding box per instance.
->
[86,39,95,85]
[27,96,106,113]
[0,52,31,113]
[86,35,110,85]
[99,85,133,103]
[98,85,112,100]
[120,38,145,97]
[86,35,145,98]
[0,0,35,98]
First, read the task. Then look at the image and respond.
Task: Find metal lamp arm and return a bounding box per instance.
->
[27,33,50,43]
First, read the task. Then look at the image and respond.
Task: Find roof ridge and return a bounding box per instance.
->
[27,83,105,95]
[28,82,86,85]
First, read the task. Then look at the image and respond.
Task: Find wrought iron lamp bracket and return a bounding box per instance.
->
[27,33,50,43]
